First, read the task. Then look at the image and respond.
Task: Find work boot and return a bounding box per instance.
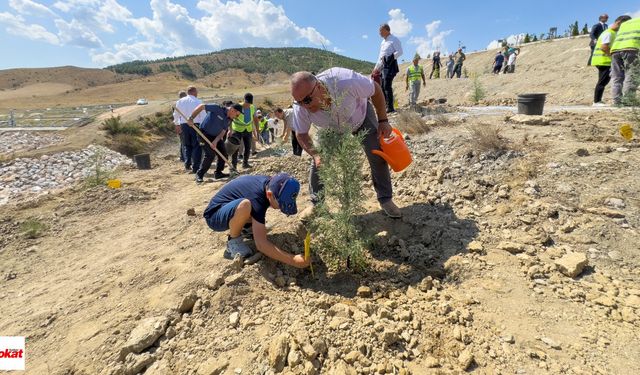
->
[224,236,254,260]
[195,175,204,184]
[242,163,252,169]
[380,200,402,218]
[214,172,230,179]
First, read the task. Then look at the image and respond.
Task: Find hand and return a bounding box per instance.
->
[313,155,321,168]
[187,119,194,127]
[378,120,392,138]
[292,254,311,268]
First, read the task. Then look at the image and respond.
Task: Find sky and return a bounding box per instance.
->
[0,0,638,70]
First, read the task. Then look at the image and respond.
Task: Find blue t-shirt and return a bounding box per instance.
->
[199,104,230,137]
[203,175,271,224]
[494,54,505,65]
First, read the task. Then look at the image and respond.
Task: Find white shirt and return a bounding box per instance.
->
[601,31,612,45]
[374,34,403,71]
[508,53,517,65]
[175,95,205,123]
[293,67,375,134]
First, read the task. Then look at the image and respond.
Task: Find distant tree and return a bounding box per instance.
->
[582,23,589,34]
[523,33,531,43]
[540,33,546,40]
[532,35,539,42]
[570,21,579,37]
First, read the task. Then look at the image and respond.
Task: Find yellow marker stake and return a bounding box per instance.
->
[620,124,633,141]
[107,179,121,189]
[304,231,314,276]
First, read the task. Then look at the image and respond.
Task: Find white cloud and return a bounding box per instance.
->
[53,0,131,33]
[409,20,453,58]
[9,0,57,17]
[195,0,330,49]
[0,12,59,44]
[362,34,368,39]
[91,41,170,66]
[486,33,525,50]
[631,9,640,18]
[55,18,103,48]
[387,8,412,37]
[333,46,344,53]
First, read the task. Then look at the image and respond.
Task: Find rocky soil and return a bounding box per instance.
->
[0,131,65,155]
[0,107,639,375]
[0,144,132,205]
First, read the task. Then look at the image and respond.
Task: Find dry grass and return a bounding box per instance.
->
[20,219,47,239]
[395,110,431,134]
[467,123,510,153]
[111,134,144,157]
[432,114,455,127]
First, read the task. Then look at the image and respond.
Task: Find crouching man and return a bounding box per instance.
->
[203,173,310,268]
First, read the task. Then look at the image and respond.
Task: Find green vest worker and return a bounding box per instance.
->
[405,53,426,107]
[610,16,638,105]
[229,93,258,169]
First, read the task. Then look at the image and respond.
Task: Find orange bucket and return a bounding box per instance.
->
[372,128,412,172]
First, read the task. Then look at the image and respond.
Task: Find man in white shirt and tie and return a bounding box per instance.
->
[373,23,403,113]
[176,86,205,174]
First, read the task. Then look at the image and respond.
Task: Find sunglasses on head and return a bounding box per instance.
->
[294,81,318,106]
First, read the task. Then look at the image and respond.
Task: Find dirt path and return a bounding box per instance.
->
[1,107,639,374]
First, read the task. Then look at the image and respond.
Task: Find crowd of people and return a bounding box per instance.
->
[588,13,639,106]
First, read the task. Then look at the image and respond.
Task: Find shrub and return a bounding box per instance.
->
[467,124,510,153]
[112,134,144,157]
[395,110,430,134]
[471,73,486,105]
[84,147,112,188]
[102,116,142,136]
[21,219,47,239]
[309,128,369,271]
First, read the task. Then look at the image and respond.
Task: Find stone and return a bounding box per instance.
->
[604,198,625,209]
[178,292,198,313]
[458,350,474,370]
[424,356,440,368]
[344,350,361,365]
[592,296,617,308]
[575,148,589,157]
[467,241,484,253]
[328,303,352,318]
[197,358,229,375]
[229,311,240,327]
[186,208,196,216]
[509,114,550,125]
[205,273,225,290]
[288,350,303,367]
[625,295,640,309]
[123,353,155,375]
[268,333,290,372]
[357,286,373,298]
[120,316,169,360]
[274,276,286,288]
[145,360,171,375]
[554,252,588,278]
[541,337,562,350]
[381,330,400,347]
[498,241,525,254]
[418,276,434,292]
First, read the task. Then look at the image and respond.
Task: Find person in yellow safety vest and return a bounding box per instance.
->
[258,113,270,145]
[610,16,640,105]
[405,53,426,108]
[591,15,632,106]
[230,93,259,169]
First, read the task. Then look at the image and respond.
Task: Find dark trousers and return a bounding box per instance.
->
[493,64,502,74]
[594,66,611,103]
[381,69,396,112]
[309,102,392,204]
[180,123,202,173]
[231,131,252,167]
[197,133,227,178]
[453,63,463,78]
[291,131,303,156]
[178,132,185,162]
[588,44,595,66]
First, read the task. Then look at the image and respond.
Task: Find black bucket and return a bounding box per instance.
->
[133,153,151,170]
[517,93,546,115]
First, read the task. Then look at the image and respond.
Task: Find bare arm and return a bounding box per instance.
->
[602,44,611,55]
[296,133,317,157]
[252,220,309,268]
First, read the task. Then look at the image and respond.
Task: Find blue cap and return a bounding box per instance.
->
[269,173,299,215]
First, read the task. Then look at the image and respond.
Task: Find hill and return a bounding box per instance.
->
[394,35,602,106]
[0,66,131,91]
[105,47,375,79]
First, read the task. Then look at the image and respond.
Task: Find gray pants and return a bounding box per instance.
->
[611,50,639,105]
[309,102,393,204]
[409,80,421,106]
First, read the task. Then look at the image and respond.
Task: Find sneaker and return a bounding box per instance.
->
[214,172,230,179]
[184,165,191,172]
[195,175,204,183]
[242,163,252,169]
[223,236,254,260]
[380,200,402,218]
[592,102,607,107]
